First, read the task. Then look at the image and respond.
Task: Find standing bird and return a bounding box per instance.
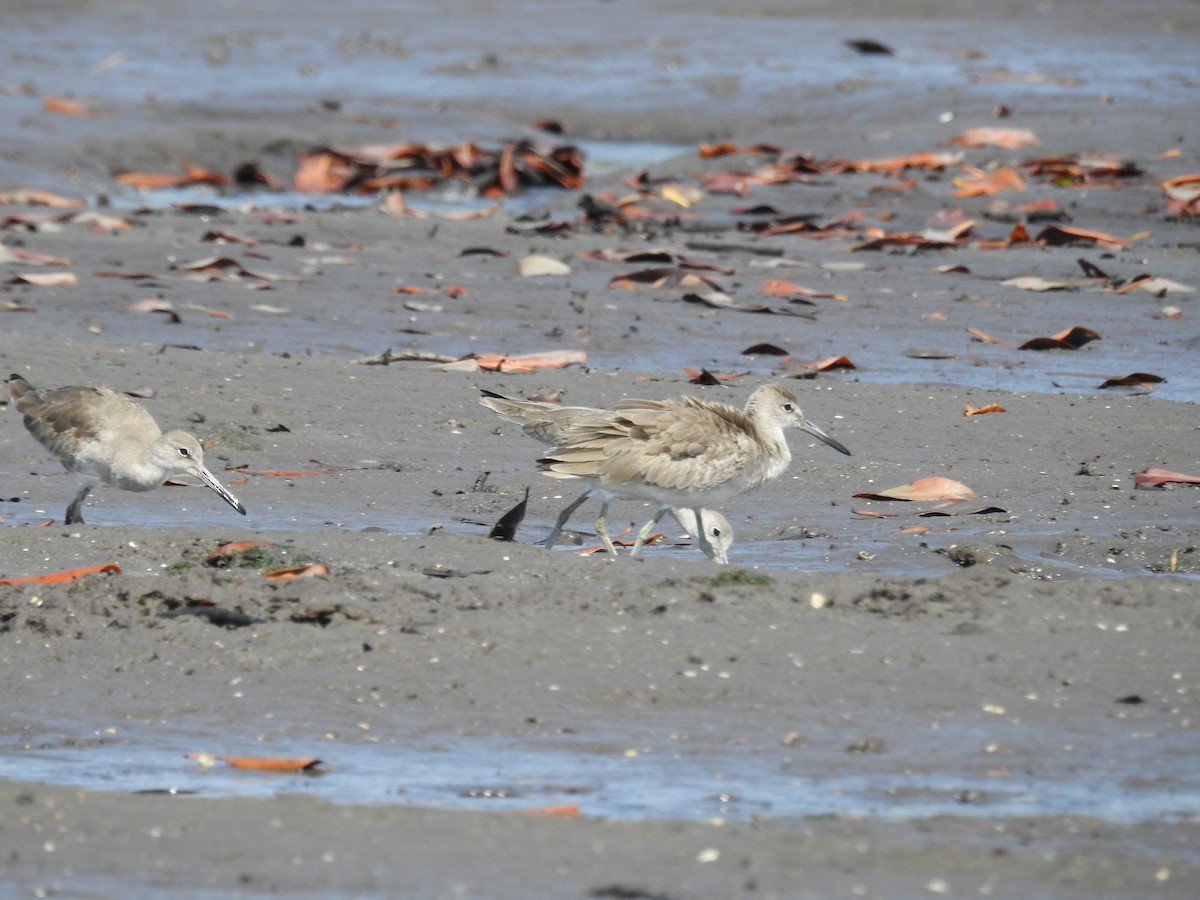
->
[7,373,247,525]
[480,389,734,563]
[537,383,850,561]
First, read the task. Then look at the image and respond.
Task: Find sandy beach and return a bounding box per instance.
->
[1,1,1199,897]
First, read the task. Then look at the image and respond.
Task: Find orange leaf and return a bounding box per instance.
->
[42,96,103,117]
[951,127,1039,149]
[0,189,86,208]
[264,563,330,580]
[844,151,963,173]
[953,165,1025,197]
[468,349,587,373]
[0,563,121,586]
[855,477,977,502]
[964,402,1005,416]
[519,804,583,820]
[1133,467,1200,487]
[187,753,322,772]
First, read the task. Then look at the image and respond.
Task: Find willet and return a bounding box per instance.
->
[480,390,733,563]
[536,383,850,560]
[7,373,247,525]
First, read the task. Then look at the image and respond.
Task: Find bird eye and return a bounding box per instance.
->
[712,527,724,537]
[782,403,795,413]
[178,447,191,458]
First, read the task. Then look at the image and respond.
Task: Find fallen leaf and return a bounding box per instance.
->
[1133,467,1200,487]
[264,563,330,580]
[1036,225,1148,250]
[0,189,86,208]
[206,541,274,563]
[122,298,181,322]
[1001,276,1082,292]
[785,356,856,378]
[1098,373,1165,391]
[9,272,77,287]
[844,38,894,55]
[761,278,846,300]
[951,127,1039,149]
[953,165,1025,197]
[608,267,723,292]
[0,563,121,586]
[966,327,1004,344]
[42,95,104,117]
[518,254,571,277]
[489,487,529,542]
[741,343,791,356]
[1115,276,1194,295]
[964,402,1005,416]
[855,477,978,502]
[446,349,587,373]
[659,184,704,208]
[838,151,964,174]
[187,754,323,772]
[1018,325,1100,350]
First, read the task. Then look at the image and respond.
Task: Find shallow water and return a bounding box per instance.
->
[2,713,1196,831]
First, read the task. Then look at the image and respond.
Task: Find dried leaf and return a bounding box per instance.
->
[953,165,1025,197]
[1018,326,1100,350]
[1098,373,1165,391]
[518,804,583,820]
[761,278,846,300]
[1133,467,1200,487]
[446,349,587,373]
[742,343,791,356]
[489,487,529,542]
[951,127,1039,149]
[187,753,322,772]
[1001,276,1079,292]
[206,541,274,563]
[1036,225,1148,250]
[0,189,86,208]
[9,271,77,287]
[0,563,121,585]
[42,96,104,117]
[964,402,1005,416]
[264,563,330,580]
[855,477,978,502]
[518,254,571,277]
[659,184,704,208]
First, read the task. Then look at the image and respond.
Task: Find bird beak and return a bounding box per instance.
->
[803,420,852,456]
[190,462,247,515]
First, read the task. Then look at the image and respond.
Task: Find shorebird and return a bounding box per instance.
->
[536,383,850,561]
[7,373,247,525]
[480,389,734,563]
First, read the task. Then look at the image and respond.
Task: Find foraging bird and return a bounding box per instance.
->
[7,373,247,525]
[480,389,734,563]
[536,383,850,561]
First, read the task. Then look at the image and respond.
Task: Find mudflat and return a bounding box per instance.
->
[1,1,1198,897]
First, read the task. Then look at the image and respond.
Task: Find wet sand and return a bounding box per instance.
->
[2,0,1199,897]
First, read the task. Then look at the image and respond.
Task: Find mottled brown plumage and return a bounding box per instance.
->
[537,384,850,559]
[7,373,246,525]
[480,390,733,562]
